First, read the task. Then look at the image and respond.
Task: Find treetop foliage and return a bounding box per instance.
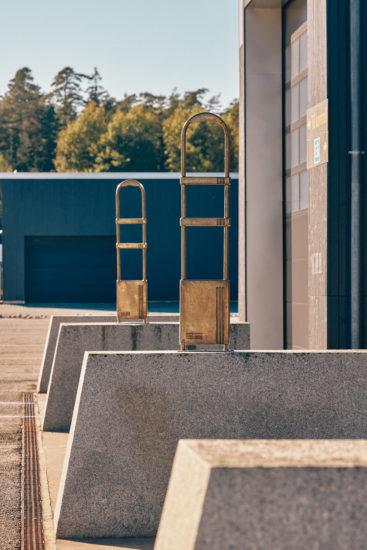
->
[0,67,238,173]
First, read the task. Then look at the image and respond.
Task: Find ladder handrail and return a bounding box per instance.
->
[180,112,231,281]
[115,180,147,282]
[181,111,230,177]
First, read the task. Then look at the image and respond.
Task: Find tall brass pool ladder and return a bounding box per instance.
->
[116,180,147,322]
[179,112,231,350]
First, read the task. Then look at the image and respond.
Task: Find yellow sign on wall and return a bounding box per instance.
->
[307,99,328,169]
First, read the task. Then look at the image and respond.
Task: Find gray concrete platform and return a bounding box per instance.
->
[41,431,154,549]
[42,320,250,432]
[155,439,367,550]
[54,350,367,539]
[37,314,179,393]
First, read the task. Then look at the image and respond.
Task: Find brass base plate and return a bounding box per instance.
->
[180,280,230,348]
[117,280,147,321]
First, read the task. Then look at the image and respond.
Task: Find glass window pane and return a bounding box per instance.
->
[286,132,291,171]
[299,124,306,164]
[291,129,300,168]
[291,174,300,212]
[299,77,308,117]
[299,32,308,71]
[286,177,292,213]
[300,170,308,209]
[285,45,291,83]
[285,0,307,44]
[291,84,299,123]
[285,88,291,127]
[291,38,300,79]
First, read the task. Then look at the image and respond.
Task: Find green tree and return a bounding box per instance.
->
[163,103,201,171]
[84,67,116,115]
[0,64,238,174]
[137,92,166,113]
[85,67,105,104]
[0,67,58,171]
[0,153,12,171]
[96,104,164,171]
[116,93,137,113]
[182,88,209,109]
[222,99,239,171]
[162,88,221,172]
[165,88,180,118]
[54,102,107,172]
[163,90,238,172]
[50,67,86,128]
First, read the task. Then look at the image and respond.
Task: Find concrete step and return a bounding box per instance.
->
[37,313,179,393]
[155,439,367,549]
[41,320,250,432]
[38,406,155,550]
[53,349,367,539]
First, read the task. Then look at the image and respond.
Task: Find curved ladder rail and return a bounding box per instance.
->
[180,112,231,350]
[116,180,147,321]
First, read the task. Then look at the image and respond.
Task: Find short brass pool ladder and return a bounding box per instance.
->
[116,180,147,322]
[180,112,231,350]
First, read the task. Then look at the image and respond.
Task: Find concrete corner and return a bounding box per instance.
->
[155,439,367,549]
[42,320,250,432]
[54,350,367,539]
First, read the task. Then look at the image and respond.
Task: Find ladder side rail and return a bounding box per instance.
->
[116,184,121,282]
[181,182,187,280]
[115,180,147,282]
[180,112,231,283]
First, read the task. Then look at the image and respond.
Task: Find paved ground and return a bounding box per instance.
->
[0,303,116,319]
[0,304,156,550]
[0,304,114,550]
[0,410,22,550]
[0,315,49,550]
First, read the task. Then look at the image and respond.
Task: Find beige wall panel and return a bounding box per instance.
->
[309,295,327,349]
[286,209,308,348]
[245,10,283,76]
[244,7,283,349]
[288,210,308,260]
[308,164,327,298]
[287,259,308,304]
[238,40,246,322]
[286,302,309,349]
[308,0,327,106]
[307,0,328,349]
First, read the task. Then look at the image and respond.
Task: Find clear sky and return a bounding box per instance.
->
[0,0,239,109]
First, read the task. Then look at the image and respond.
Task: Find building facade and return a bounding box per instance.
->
[239,0,367,349]
[1,173,238,303]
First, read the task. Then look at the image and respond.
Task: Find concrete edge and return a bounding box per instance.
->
[53,350,90,533]
[37,316,54,393]
[35,399,57,550]
[77,349,367,357]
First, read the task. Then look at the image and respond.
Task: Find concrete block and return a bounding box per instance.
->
[42,320,250,432]
[37,313,179,393]
[55,350,367,539]
[38,315,113,393]
[155,439,367,550]
[42,322,176,432]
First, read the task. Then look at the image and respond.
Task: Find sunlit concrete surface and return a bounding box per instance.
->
[55,349,367,539]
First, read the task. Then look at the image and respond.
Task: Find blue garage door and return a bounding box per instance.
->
[25,236,116,302]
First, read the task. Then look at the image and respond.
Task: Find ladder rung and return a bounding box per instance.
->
[117,243,147,249]
[116,218,146,224]
[181,176,231,186]
[181,217,231,227]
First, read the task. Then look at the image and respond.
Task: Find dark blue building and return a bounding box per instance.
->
[1,173,238,303]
